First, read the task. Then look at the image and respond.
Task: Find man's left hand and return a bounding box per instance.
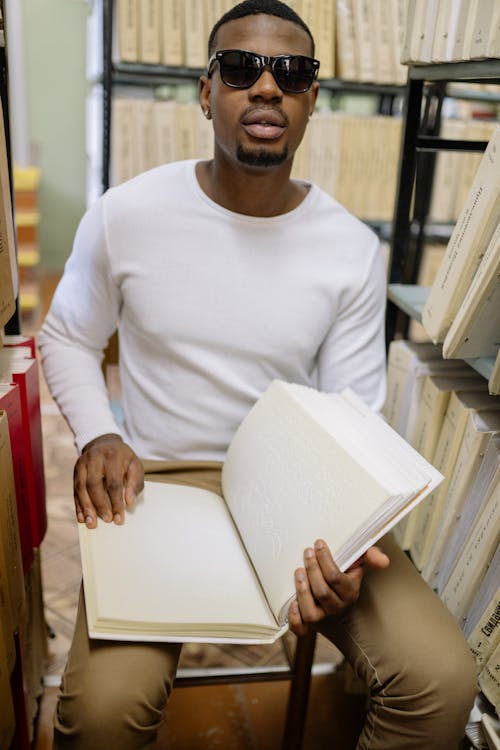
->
[288,540,390,636]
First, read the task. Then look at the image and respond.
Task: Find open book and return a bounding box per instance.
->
[79,380,443,644]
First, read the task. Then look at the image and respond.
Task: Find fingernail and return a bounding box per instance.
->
[85,516,93,526]
[296,570,305,582]
[315,540,323,550]
[114,513,122,524]
[77,512,84,523]
[305,547,314,559]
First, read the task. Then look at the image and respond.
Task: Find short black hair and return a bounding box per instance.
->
[207,0,315,59]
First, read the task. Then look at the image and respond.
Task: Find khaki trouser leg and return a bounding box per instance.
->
[318,533,478,750]
[53,586,181,750]
[53,461,222,750]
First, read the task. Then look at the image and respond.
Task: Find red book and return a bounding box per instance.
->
[0,383,34,573]
[1,335,36,358]
[0,353,47,547]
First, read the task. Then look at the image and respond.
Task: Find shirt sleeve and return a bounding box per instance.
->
[38,196,124,453]
[317,236,387,413]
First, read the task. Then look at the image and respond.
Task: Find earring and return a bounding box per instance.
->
[204,108,211,119]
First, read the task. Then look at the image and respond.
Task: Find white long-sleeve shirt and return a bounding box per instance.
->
[38,159,387,459]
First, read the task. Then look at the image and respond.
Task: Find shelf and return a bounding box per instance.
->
[109,62,406,95]
[387,284,428,322]
[409,59,500,83]
[388,284,496,381]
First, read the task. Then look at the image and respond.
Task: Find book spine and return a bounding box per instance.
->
[117,0,139,62]
[467,593,500,674]
[138,0,161,64]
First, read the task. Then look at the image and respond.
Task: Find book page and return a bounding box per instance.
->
[222,382,441,622]
[80,482,278,639]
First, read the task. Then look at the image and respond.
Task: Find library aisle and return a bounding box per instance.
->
[34,350,366,750]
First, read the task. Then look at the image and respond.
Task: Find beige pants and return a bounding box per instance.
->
[53,462,477,749]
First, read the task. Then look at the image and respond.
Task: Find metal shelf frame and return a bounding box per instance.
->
[386,60,500,347]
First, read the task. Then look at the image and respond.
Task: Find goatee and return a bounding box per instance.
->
[237,145,289,167]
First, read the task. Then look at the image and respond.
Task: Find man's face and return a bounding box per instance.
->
[200,14,319,171]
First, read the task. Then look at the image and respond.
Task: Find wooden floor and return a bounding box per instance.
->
[33,345,367,749]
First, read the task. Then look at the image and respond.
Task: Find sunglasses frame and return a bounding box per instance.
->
[207,49,320,94]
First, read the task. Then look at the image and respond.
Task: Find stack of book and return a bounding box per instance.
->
[402,0,500,65]
[383,339,500,723]
[114,0,408,84]
[0,336,48,747]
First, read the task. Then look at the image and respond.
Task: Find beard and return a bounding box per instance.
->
[236,144,289,167]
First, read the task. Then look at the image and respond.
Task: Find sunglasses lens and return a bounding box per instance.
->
[219,51,260,87]
[274,56,316,93]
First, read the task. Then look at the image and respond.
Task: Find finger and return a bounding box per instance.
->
[288,600,308,637]
[364,546,390,569]
[294,567,324,624]
[313,540,361,606]
[83,460,115,524]
[74,463,99,528]
[104,468,126,524]
[124,456,144,508]
[304,547,345,613]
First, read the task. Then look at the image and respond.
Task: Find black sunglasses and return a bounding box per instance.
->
[207,49,320,94]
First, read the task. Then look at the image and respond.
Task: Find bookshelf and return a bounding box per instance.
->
[97,0,408,195]
[387,58,500,736]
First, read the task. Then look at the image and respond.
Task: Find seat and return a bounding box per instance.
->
[103,333,322,750]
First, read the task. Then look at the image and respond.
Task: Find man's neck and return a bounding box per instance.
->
[195,159,309,218]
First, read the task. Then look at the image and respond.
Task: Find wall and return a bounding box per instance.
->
[20,0,89,272]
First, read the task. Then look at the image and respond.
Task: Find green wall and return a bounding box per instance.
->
[21,0,89,272]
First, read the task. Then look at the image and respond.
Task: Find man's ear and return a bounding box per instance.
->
[199,75,212,119]
[309,81,320,116]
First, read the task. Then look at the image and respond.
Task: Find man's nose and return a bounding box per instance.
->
[248,67,283,99]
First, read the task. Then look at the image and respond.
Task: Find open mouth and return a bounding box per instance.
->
[241,109,287,140]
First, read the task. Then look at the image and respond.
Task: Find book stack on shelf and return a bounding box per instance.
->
[0,336,49,748]
[402,0,500,65]
[113,0,408,84]
[13,166,42,331]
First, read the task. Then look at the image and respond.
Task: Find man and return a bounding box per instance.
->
[39,1,477,748]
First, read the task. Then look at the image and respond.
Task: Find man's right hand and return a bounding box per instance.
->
[74,433,144,528]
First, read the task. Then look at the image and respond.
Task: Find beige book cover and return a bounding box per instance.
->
[0,412,25,632]
[451,121,496,224]
[408,244,447,344]
[138,0,161,64]
[422,409,500,587]
[490,351,500,396]
[487,1,500,57]
[160,0,183,66]
[335,0,357,81]
[382,339,443,431]
[174,102,198,161]
[370,0,394,84]
[132,99,155,174]
[397,368,485,552]
[467,0,496,59]
[184,0,207,69]
[479,641,500,714]
[111,98,138,185]
[411,391,500,571]
[116,0,139,62]
[450,0,475,62]
[151,100,177,166]
[79,381,443,643]
[469,598,500,673]
[443,220,500,360]
[351,0,374,81]
[430,0,452,62]
[390,0,408,84]
[422,126,500,343]
[417,0,439,63]
[315,0,335,80]
[441,478,499,622]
